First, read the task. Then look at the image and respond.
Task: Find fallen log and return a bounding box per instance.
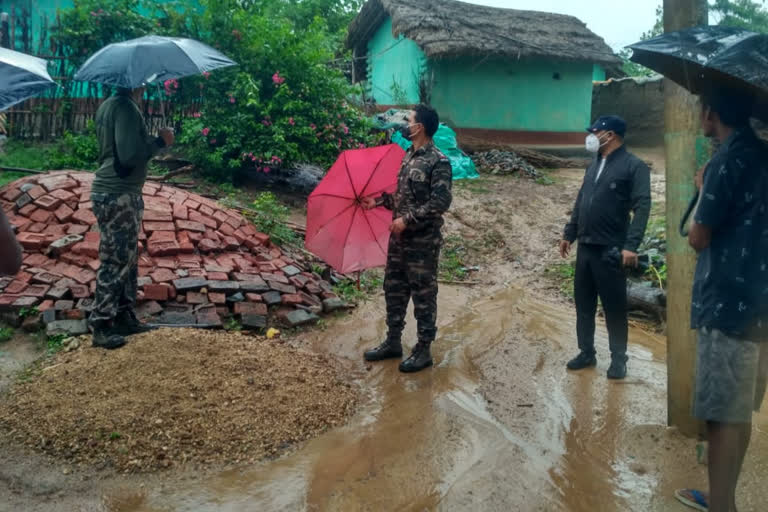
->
[512,148,588,169]
[626,280,666,322]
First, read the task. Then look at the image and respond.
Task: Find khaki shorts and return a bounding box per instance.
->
[693,327,768,423]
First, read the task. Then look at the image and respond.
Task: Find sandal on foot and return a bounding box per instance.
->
[674,489,708,511]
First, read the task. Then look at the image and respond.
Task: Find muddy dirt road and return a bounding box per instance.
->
[2,154,767,511]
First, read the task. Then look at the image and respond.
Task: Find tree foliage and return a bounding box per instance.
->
[711,0,768,31]
[621,1,768,77]
[52,0,375,180]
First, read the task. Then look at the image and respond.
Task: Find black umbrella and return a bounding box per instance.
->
[74,35,236,89]
[628,26,768,121]
[0,48,57,111]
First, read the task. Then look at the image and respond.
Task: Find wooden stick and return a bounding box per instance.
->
[149,164,196,183]
[0,165,48,174]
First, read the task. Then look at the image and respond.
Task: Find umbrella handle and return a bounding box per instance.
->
[156,82,167,128]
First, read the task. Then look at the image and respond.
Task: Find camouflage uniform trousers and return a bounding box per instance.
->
[384,232,442,345]
[90,193,144,324]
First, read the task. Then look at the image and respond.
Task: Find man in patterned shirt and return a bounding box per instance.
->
[361,105,453,373]
[679,87,768,512]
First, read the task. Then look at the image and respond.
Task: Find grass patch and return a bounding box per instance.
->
[46,333,67,354]
[0,125,98,172]
[535,172,556,186]
[545,262,576,298]
[0,171,28,188]
[238,191,299,247]
[457,177,494,195]
[439,235,468,282]
[224,317,242,332]
[333,270,383,304]
[0,326,14,343]
[640,203,667,289]
[0,140,53,170]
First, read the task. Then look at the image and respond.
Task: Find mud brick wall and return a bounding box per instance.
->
[592,77,664,147]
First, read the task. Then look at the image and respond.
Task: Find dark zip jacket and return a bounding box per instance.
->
[563,145,651,252]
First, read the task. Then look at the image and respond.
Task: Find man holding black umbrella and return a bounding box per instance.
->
[560,115,651,380]
[88,87,174,349]
[676,87,768,512]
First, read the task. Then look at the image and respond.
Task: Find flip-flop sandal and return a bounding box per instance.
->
[675,489,708,511]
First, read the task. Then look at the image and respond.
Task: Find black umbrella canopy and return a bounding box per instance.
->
[74,35,236,89]
[628,26,768,121]
[0,48,57,111]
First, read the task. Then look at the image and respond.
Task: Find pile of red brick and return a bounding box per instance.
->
[0,171,344,332]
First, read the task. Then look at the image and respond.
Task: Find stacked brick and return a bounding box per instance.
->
[0,171,346,331]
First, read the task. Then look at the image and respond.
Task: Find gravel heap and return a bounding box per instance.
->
[0,329,358,472]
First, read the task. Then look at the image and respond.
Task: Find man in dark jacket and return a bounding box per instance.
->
[560,115,651,379]
[89,87,174,349]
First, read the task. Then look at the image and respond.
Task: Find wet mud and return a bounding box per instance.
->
[34,284,758,512]
[3,162,768,511]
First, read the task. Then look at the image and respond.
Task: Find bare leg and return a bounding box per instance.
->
[730,423,752,512]
[707,421,751,512]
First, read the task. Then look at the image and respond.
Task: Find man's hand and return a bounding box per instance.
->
[159,127,175,147]
[559,240,571,259]
[621,249,639,268]
[389,217,407,235]
[360,197,376,210]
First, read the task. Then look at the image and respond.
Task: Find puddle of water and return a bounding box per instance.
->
[106,286,672,512]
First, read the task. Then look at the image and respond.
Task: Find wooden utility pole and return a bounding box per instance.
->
[664,0,708,437]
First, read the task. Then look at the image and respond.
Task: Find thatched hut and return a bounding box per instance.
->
[347,0,621,146]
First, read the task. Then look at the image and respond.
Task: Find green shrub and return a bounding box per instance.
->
[0,326,14,343]
[179,0,376,180]
[245,192,299,247]
[48,123,100,170]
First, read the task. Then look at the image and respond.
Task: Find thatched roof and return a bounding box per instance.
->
[347,0,621,80]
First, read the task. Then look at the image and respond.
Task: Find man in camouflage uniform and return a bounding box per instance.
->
[89,87,174,349]
[361,104,452,373]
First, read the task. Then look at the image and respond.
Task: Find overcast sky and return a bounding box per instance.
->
[465,0,662,51]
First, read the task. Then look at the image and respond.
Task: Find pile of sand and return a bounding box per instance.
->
[0,329,358,473]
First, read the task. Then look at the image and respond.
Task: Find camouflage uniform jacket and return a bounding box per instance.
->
[376,141,453,236]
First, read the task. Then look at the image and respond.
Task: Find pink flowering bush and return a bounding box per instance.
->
[179,0,378,180]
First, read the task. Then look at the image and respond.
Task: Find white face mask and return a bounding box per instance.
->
[585,132,610,153]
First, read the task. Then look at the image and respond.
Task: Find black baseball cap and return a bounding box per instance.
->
[587,115,627,137]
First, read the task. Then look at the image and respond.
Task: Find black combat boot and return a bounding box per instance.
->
[113,309,155,336]
[90,320,126,350]
[607,356,627,380]
[566,351,597,370]
[364,338,403,362]
[398,342,433,373]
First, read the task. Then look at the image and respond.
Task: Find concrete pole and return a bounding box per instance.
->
[663,0,708,437]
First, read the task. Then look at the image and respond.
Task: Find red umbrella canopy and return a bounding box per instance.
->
[306,144,405,274]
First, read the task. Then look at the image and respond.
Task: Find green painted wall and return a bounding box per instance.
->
[593,64,606,81]
[0,0,72,53]
[366,17,426,105]
[430,57,595,133]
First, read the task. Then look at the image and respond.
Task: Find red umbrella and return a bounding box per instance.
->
[306,144,405,274]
